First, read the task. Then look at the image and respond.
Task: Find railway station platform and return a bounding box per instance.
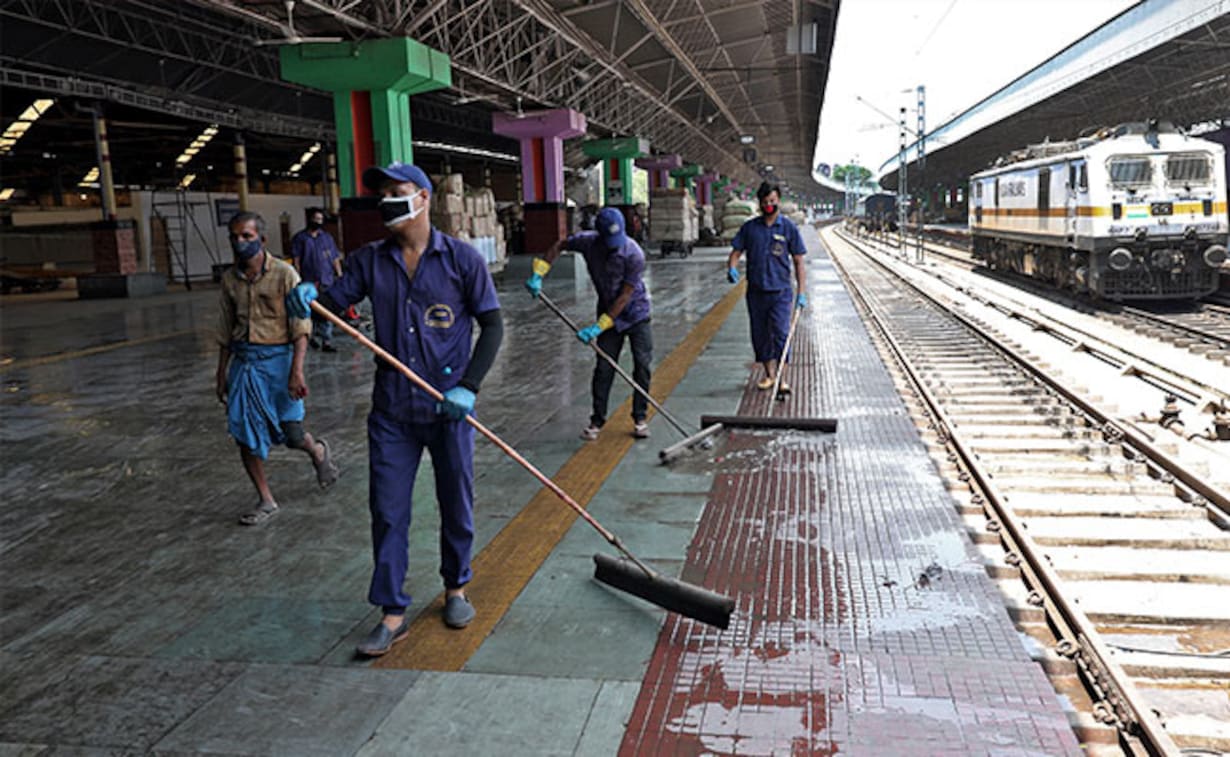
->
[0,226,1080,755]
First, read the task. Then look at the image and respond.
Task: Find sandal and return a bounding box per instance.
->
[238,500,279,526]
[756,377,776,390]
[313,438,339,490]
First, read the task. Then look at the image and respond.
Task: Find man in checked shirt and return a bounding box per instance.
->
[215,211,340,526]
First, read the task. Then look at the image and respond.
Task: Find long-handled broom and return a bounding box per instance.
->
[697,294,838,433]
[535,293,723,462]
[311,301,736,629]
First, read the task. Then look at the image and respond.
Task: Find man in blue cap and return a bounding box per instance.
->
[290,207,343,352]
[526,206,653,440]
[287,161,503,656]
[726,182,807,393]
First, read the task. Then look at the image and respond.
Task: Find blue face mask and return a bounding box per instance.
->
[231,238,262,261]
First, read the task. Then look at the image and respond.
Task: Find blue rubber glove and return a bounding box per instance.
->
[286,282,318,319]
[437,386,476,420]
[727,267,740,284]
[525,272,543,298]
[576,323,603,344]
[796,292,808,309]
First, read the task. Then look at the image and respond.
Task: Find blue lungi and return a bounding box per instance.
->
[226,342,304,459]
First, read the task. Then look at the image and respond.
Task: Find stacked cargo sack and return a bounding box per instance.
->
[430,173,467,238]
[781,199,807,227]
[649,188,698,243]
[720,197,756,242]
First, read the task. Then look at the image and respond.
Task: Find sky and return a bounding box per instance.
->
[813,0,1138,180]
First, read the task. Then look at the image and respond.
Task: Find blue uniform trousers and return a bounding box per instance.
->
[746,287,793,363]
[367,410,475,614]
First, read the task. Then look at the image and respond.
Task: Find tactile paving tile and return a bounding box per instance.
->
[620,237,1080,755]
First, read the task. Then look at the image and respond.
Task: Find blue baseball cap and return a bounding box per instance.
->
[596,207,627,249]
[362,161,433,194]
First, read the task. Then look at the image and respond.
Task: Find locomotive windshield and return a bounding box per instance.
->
[1107,156,1153,188]
[1164,152,1212,184]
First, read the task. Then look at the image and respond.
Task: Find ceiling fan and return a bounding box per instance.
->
[254,1,343,46]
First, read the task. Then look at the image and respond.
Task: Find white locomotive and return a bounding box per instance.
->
[969,122,1228,299]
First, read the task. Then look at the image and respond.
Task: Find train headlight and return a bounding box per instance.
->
[1204,244,1228,268]
[1107,247,1133,272]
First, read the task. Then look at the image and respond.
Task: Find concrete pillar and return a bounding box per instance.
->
[635,154,682,191]
[326,149,341,214]
[280,38,452,198]
[694,171,718,206]
[582,137,649,206]
[90,111,117,221]
[669,163,703,194]
[492,108,586,255]
[233,134,250,212]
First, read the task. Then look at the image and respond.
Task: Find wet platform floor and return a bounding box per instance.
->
[0,229,1078,755]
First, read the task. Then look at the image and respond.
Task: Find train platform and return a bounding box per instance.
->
[0,226,1079,755]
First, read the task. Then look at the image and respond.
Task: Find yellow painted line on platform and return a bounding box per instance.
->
[0,329,201,373]
[375,281,747,672]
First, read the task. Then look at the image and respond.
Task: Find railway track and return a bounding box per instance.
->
[824,226,1230,756]
[890,229,1230,362]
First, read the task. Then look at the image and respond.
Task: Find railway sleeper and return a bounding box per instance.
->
[966,513,1230,549]
[995,578,1230,626]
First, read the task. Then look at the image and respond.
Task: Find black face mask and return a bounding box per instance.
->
[761,203,778,216]
[307,220,322,231]
[379,196,420,227]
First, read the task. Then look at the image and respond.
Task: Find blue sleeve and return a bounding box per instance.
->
[462,245,500,315]
[732,224,745,252]
[622,247,645,289]
[327,233,341,260]
[325,245,371,307]
[789,222,806,256]
[290,233,306,262]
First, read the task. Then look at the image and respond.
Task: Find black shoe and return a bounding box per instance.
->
[309,338,321,350]
[355,617,409,657]
[321,342,337,353]
[444,595,476,629]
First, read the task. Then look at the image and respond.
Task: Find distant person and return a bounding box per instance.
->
[726,182,807,393]
[216,211,339,526]
[291,207,343,352]
[287,161,503,655]
[527,207,653,441]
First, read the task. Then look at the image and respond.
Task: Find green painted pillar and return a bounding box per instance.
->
[669,163,703,193]
[582,137,649,206]
[281,38,450,197]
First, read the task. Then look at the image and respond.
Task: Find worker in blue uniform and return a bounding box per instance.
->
[287,162,503,657]
[290,207,343,352]
[726,182,807,392]
[526,207,654,441]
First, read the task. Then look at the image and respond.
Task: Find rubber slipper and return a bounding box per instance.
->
[314,438,339,490]
[238,500,278,526]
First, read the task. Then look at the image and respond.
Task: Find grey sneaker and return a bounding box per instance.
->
[580,424,601,441]
[444,595,476,629]
[632,422,650,439]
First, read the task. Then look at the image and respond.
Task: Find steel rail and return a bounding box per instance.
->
[837,226,1230,520]
[824,227,1180,756]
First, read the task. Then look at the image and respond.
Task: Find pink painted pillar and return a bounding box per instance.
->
[492,109,587,204]
[635,154,682,191]
[694,172,719,206]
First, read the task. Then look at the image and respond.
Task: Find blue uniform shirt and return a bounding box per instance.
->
[566,231,652,332]
[292,229,342,289]
[732,215,806,292]
[328,229,500,423]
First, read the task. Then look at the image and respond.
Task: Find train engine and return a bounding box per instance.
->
[969,123,1228,300]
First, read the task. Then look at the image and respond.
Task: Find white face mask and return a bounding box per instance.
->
[380,192,426,228]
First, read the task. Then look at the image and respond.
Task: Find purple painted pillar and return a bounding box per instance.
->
[492,108,586,255]
[492,109,587,204]
[694,172,719,206]
[635,154,682,191]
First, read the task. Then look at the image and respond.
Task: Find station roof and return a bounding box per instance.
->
[878,0,1230,190]
[1,0,842,202]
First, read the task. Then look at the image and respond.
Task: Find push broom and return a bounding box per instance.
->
[696,296,839,433]
[311,301,736,629]
[534,293,721,463]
